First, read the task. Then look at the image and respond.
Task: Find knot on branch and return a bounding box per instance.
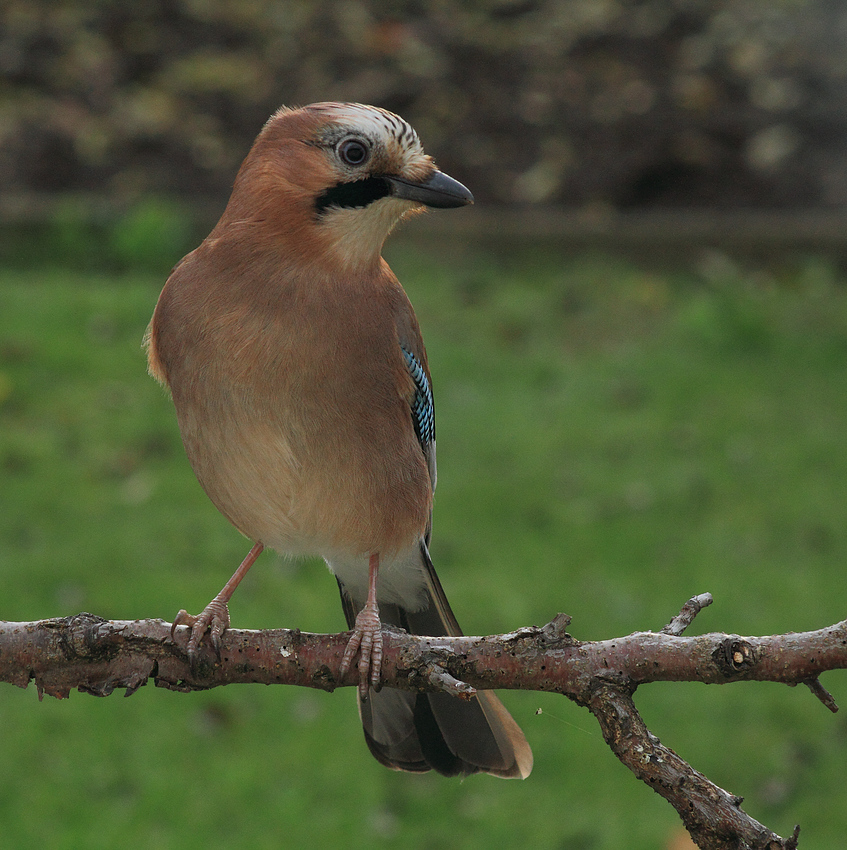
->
[45,613,122,662]
[713,637,756,677]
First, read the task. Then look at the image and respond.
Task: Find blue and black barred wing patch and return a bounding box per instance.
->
[400,345,435,450]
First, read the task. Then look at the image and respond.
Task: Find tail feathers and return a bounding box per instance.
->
[358,688,430,773]
[338,542,533,779]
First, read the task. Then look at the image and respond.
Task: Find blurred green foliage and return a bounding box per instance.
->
[3,0,846,209]
[0,197,197,273]
[2,229,847,848]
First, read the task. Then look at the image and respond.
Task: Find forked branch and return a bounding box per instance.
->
[2,596,842,850]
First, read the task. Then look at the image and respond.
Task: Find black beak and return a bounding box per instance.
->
[388,170,474,209]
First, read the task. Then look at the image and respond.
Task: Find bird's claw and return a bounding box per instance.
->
[340,603,383,700]
[171,599,231,660]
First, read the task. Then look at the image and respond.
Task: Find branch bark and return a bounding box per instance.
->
[2,596,841,850]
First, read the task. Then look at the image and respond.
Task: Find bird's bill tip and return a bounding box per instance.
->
[388,170,474,209]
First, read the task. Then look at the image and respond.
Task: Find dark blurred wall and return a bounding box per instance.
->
[2,0,847,210]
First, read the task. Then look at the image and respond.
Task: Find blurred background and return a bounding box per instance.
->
[2,1,847,848]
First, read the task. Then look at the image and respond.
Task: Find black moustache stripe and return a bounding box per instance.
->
[315,177,391,214]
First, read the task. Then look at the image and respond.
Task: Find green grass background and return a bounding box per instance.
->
[2,215,847,848]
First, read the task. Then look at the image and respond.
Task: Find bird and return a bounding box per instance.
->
[145,102,532,779]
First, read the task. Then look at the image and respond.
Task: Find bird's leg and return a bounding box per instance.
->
[172,541,265,657]
[340,552,383,699]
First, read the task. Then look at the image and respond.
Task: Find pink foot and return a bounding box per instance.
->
[339,599,383,699]
[169,542,265,662]
[171,598,230,657]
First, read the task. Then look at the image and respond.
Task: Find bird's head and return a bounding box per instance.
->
[222,102,473,271]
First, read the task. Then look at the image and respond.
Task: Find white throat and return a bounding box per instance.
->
[320,196,420,271]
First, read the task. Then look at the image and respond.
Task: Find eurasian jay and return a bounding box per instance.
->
[146,102,532,779]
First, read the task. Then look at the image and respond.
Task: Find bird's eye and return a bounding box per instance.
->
[338,138,370,167]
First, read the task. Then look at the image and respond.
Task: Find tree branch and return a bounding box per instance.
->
[3,597,841,850]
